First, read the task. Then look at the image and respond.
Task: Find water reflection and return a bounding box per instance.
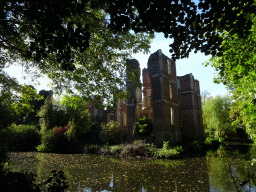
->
[6,145,256,192]
[207,144,256,192]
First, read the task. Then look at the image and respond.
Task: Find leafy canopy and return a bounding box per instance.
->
[205,6,256,137]
[1,0,255,64]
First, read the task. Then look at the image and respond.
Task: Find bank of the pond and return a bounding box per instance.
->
[83,139,222,160]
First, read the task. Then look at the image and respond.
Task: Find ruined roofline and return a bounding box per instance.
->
[177,73,194,79]
[147,49,175,63]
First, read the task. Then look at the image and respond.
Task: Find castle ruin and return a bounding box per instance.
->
[93,49,204,144]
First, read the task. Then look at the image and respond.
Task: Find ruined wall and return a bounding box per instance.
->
[147,49,181,144]
[142,68,153,119]
[177,74,204,141]
[125,59,142,142]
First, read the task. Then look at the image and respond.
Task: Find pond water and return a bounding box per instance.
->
[6,144,256,192]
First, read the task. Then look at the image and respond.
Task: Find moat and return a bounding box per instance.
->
[5,144,256,192]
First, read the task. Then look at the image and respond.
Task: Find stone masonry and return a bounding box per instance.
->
[146,49,181,144]
[177,73,204,141]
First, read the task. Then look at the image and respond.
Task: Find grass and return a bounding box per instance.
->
[154,148,180,158]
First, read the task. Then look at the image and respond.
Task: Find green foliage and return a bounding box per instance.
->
[135,117,153,138]
[19,7,153,105]
[37,127,66,153]
[37,94,93,150]
[100,121,121,144]
[4,124,41,151]
[85,144,102,154]
[205,10,256,141]
[11,85,44,117]
[162,141,170,150]
[151,141,182,159]
[154,148,179,159]
[202,95,233,140]
[2,0,255,72]
[0,85,44,128]
[37,125,83,154]
[60,95,92,140]
[0,91,16,130]
[175,145,183,153]
[38,98,68,133]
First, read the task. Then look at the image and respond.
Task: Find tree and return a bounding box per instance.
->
[1,0,255,64]
[202,95,233,139]
[0,84,43,127]
[1,1,153,104]
[205,6,256,139]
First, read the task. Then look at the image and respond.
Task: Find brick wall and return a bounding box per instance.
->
[178,73,204,141]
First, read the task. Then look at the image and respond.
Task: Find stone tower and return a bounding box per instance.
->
[147,49,181,145]
[126,59,142,141]
[177,73,204,141]
[142,68,153,119]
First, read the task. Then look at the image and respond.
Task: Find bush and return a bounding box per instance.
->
[135,117,153,138]
[38,98,68,133]
[37,127,63,153]
[5,124,41,151]
[85,144,102,154]
[154,148,179,158]
[204,137,220,150]
[37,125,84,154]
[60,95,92,141]
[162,141,170,150]
[38,95,93,145]
[100,121,121,144]
[120,140,147,157]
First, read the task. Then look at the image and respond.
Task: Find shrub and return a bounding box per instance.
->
[37,128,62,153]
[154,148,179,158]
[162,141,170,150]
[145,143,157,156]
[100,121,121,144]
[120,140,147,157]
[175,146,183,153]
[60,95,92,141]
[6,124,41,151]
[38,98,68,133]
[37,126,69,153]
[37,125,84,154]
[135,117,153,138]
[85,144,102,154]
[38,95,93,144]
